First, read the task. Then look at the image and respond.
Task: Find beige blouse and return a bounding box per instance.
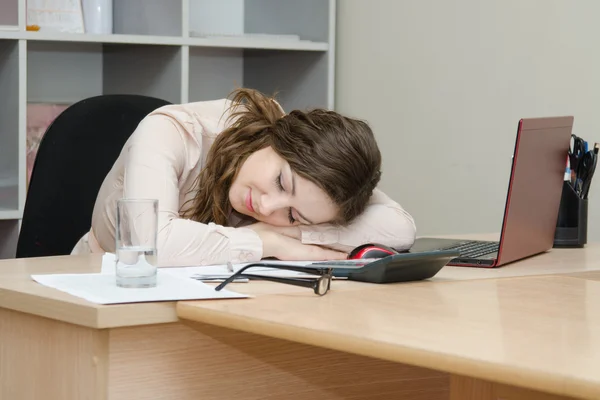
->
[72,99,417,266]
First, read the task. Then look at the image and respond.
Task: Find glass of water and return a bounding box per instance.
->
[115,198,158,288]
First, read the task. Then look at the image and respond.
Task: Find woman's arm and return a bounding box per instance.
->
[297,189,417,252]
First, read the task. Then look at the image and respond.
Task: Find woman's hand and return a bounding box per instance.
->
[268,234,347,261]
[247,223,347,261]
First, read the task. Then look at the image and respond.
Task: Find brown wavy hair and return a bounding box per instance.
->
[181,88,382,226]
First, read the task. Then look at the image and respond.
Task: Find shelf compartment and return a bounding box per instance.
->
[188,48,331,111]
[113,0,182,37]
[0,219,19,258]
[189,0,330,43]
[244,0,331,43]
[27,41,183,105]
[188,48,242,102]
[0,40,20,212]
[187,0,330,51]
[27,41,103,104]
[0,181,19,218]
[244,50,330,111]
[103,44,183,104]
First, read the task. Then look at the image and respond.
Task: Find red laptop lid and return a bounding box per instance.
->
[496,116,574,266]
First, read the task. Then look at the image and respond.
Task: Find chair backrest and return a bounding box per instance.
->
[16,94,171,258]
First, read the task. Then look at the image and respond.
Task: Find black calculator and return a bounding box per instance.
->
[310,250,459,284]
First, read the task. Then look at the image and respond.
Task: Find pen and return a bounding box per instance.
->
[564,155,571,182]
[569,134,586,187]
[580,151,597,199]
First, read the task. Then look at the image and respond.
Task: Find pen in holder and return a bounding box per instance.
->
[553,181,588,248]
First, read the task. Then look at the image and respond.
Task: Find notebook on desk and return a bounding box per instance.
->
[410,116,574,267]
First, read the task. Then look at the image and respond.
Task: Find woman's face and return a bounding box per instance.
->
[229,147,338,226]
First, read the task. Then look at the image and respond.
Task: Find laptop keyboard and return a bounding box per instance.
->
[444,241,499,259]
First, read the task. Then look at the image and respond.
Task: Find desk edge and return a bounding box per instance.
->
[0,289,99,328]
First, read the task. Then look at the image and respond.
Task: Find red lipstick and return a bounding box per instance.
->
[245,189,255,213]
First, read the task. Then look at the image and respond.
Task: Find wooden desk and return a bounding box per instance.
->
[1,244,599,399]
[179,274,600,400]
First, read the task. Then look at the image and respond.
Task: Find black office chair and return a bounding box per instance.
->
[16,94,172,258]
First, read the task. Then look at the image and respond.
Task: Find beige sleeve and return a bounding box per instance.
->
[122,114,263,266]
[298,189,417,252]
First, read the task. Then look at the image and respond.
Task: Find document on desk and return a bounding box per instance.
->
[31,269,249,305]
[30,254,331,305]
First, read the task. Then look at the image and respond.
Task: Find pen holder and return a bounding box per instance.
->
[553,181,588,248]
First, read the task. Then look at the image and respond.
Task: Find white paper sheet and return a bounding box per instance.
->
[33,253,249,304]
[31,270,249,305]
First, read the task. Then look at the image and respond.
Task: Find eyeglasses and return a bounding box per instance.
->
[214,263,333,296]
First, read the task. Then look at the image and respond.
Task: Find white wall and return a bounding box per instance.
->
[336,0,600,241]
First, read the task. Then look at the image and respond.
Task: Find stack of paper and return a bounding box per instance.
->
[100,253,322,282]
[188,261,323,281]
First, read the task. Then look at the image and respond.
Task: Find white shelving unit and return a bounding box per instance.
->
[0,0,336,258]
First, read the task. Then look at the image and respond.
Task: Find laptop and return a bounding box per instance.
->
[409,116,574,267]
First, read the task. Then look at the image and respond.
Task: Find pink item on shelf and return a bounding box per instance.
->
[26,103,70,187]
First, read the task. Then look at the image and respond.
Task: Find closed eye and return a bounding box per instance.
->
[274,172,297,224]
[287,209,296,224]
[275,172,284,192]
